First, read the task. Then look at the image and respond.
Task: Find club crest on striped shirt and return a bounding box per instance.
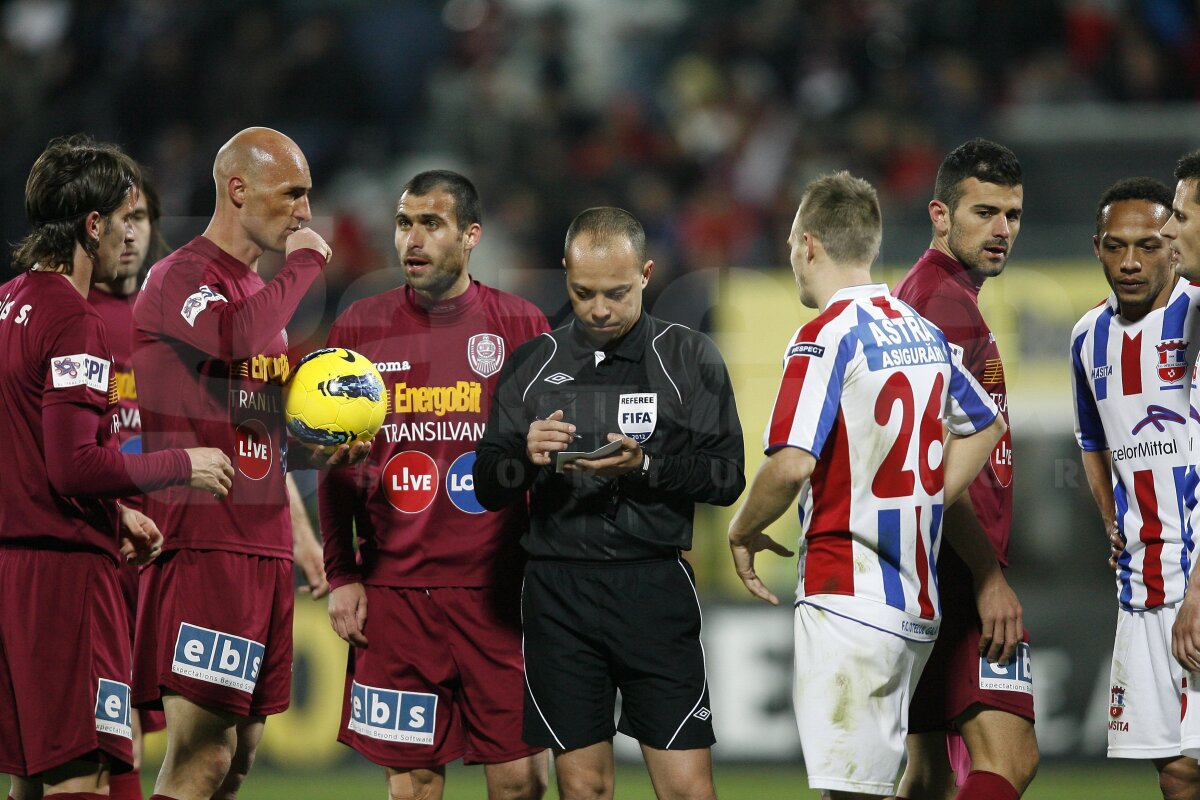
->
[1156,339,1187,383]
[618,393,657,443]
[467,333,505,378]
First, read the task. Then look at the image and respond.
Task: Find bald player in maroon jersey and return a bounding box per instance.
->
[90,178,330,800]
[130,128,365,800]
[321,170,550,800]
[893,139,1038,800]
[0,135,230,800]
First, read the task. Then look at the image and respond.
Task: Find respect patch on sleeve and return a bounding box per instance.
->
[180,285,227,326]
[50,353,110,392]
[786,342,826,359]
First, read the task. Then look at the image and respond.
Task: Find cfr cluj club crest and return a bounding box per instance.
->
[468,333,505,379]
[1110,685,1126,719]
[1156,339,1187,383]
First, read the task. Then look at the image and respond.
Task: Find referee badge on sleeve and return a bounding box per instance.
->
[619,393,657,443]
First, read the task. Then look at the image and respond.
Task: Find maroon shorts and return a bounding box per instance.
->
[339,584,541,768]
[908,555,1035,733]
[132,549,293,717]
[117,562,166,734]
[0,548,134,776]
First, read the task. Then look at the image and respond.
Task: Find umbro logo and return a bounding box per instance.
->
[544,372,574,384]
[693,707,711,721]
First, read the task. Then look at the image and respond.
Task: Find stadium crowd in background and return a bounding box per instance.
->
[6,0,1200,344]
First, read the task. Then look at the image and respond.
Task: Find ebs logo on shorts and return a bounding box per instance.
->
[94,678,132,739]
[172,622,264,694]
[978,642,1033,695]
[348,680,436,744]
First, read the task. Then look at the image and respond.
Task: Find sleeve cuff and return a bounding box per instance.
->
[327,572,362,591]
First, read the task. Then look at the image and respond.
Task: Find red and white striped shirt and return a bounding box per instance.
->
[766,284,998,641]
[1071,279,1200,611]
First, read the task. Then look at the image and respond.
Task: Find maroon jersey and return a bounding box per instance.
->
[320,280,549,588]
[133,236,324,558]
[89,289,141,453]
[0,272,121,559]
[894,248,1013,563]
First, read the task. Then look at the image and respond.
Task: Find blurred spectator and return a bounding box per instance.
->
[6,0,1200,349]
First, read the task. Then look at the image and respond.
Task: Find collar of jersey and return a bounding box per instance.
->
[919,248,984,293]
[825,283,891,305]
[567,311,649,363]
[401,278,482,323]
[1105,276,1188,319]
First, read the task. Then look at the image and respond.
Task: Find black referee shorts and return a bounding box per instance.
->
[520,557,715,751]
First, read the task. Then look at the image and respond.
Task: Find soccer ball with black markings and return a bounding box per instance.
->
[284,347,387,449]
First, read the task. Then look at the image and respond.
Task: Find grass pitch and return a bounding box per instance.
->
[139,760,1156,798]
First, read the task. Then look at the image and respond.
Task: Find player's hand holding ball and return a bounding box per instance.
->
[285,347,385,468]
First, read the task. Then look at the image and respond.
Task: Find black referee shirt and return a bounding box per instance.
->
[474,312,745,561]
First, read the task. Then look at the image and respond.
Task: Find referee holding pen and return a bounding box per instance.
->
[474,206,745,800]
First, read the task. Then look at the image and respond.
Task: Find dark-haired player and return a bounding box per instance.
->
[89,178,170,800]
[1074,176,1200,799]
[320,170,549,800]
[1160,150,1200,770]
[894,139,1039,800]
[0,135,231,800]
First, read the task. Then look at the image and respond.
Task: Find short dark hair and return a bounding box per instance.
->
[12,134,140,272]
[798,171,882,266]
[401,170,481,231]
[1095,177,1173,234]
[933,138,1023,213]
[140,177,170,271]
[564,207,647,262]
[1175,151,1200,204]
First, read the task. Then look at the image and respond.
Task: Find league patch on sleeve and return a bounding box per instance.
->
[51,353,110,392]
[180,285,227,327]
[786,342,826,359]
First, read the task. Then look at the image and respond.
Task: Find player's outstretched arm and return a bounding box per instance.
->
[42,400,229,498]
[1079,448,1120,570]
[726,447,808,605]
[185,447,234,497]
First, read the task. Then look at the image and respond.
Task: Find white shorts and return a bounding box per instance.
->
[1109,605,1188,759]
[793,603,934,796]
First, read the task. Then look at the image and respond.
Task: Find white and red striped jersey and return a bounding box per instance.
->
[1072,279,1200,611]
[766,284,999,641]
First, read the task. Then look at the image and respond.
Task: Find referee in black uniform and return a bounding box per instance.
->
[474,207,745,800]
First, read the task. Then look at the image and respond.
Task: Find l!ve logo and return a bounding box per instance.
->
[990,429,1012,487]
[383,451,438,514]
[235,419,272,481]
